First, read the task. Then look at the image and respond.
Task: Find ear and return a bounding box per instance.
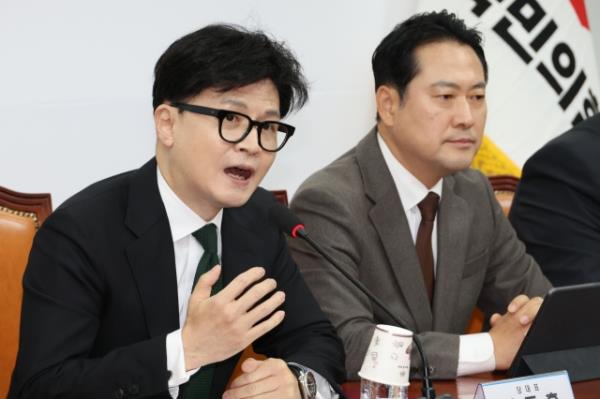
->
[154,104,176,148]
[375,85,400,126]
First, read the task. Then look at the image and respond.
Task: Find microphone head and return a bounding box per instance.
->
[268,201,305,238]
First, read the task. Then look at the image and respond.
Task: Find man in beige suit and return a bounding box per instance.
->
[289,11,551,380]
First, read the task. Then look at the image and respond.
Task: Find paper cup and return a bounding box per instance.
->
[358,324,413,386]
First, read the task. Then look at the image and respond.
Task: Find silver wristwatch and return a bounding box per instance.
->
[288,363,317,399]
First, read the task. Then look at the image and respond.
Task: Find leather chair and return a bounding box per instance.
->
[488,175,520,216]
[270,189,288,207]
[0,186,52,397]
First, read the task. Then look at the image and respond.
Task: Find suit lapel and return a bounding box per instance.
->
[124,159,180,337]
[432,176,469,330]
[357,129,433,331]
[220,208,263,285]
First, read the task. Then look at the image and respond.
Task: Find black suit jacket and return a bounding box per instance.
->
[510,113,600,286]
[9,159,345,399]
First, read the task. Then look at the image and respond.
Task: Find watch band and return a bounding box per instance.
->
[288,363,317,399]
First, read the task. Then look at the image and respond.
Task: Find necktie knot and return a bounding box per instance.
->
[192,223,218,255]
[418,192,440,222]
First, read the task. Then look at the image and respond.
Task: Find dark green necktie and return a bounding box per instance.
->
[192,223,221,293]
[183,223,221,399]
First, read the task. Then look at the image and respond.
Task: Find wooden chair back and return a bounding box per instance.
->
[488,175,520,216]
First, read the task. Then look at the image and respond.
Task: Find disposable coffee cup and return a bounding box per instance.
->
[358,324,413,387]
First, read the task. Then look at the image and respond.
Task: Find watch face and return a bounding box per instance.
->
[305,371,317,397]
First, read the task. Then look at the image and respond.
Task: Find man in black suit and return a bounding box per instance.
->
[510,113,600,286]
[9,25,344,399]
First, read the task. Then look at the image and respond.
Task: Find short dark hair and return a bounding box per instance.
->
[152,24,308,117]
[372,10,488,99]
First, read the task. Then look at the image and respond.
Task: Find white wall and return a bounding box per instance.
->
[1,0,599,207]
[0,0,416,206]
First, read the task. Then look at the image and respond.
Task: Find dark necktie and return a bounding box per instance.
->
[183,223,221,399]
[192,223,221,292]
[416,192,440,306]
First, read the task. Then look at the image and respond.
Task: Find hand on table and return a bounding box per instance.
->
[223,357,301,399]
[489,294,544,369]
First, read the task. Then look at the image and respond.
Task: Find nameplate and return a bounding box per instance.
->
[473,370,574,399]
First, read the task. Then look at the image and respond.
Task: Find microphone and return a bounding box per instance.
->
[269,202,451,399]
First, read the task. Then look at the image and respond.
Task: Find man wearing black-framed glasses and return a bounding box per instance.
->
[10,24,344,399]
[170,102,295,153]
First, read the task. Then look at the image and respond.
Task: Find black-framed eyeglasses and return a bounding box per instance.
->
[171,102,295,152]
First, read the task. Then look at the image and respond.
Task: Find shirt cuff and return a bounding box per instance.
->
[166,329,200,387]
[288,362,339,399]
[456,333,496,376]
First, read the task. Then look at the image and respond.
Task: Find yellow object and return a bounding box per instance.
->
[472,135,522,177]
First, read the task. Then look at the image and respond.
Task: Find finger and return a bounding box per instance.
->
[241,357,263,374]
[223,376,279,399]
[190,265,221,301]
[507,294,530,313]
[231,359,273,388]
[489,312,501,326]
[236,278,278,313]
[247,310,285,343]
[242,291,285,326]
[516,297,543,325]
[220,267,266,302]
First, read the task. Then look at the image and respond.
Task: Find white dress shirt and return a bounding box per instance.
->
[157,168,222,398]
[377,133,496,376]
[156,167,336,398]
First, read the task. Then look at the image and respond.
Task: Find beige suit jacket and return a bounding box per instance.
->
[289,129,551,379]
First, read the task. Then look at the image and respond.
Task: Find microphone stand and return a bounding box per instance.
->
[296,229,452,399]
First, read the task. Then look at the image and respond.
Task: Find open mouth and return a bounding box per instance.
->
[224,166,253,181]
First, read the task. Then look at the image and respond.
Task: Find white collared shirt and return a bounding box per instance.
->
[377,133,495,376]
[377,133,443,270]
[157,168,222,398]
[157,167,336,398]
